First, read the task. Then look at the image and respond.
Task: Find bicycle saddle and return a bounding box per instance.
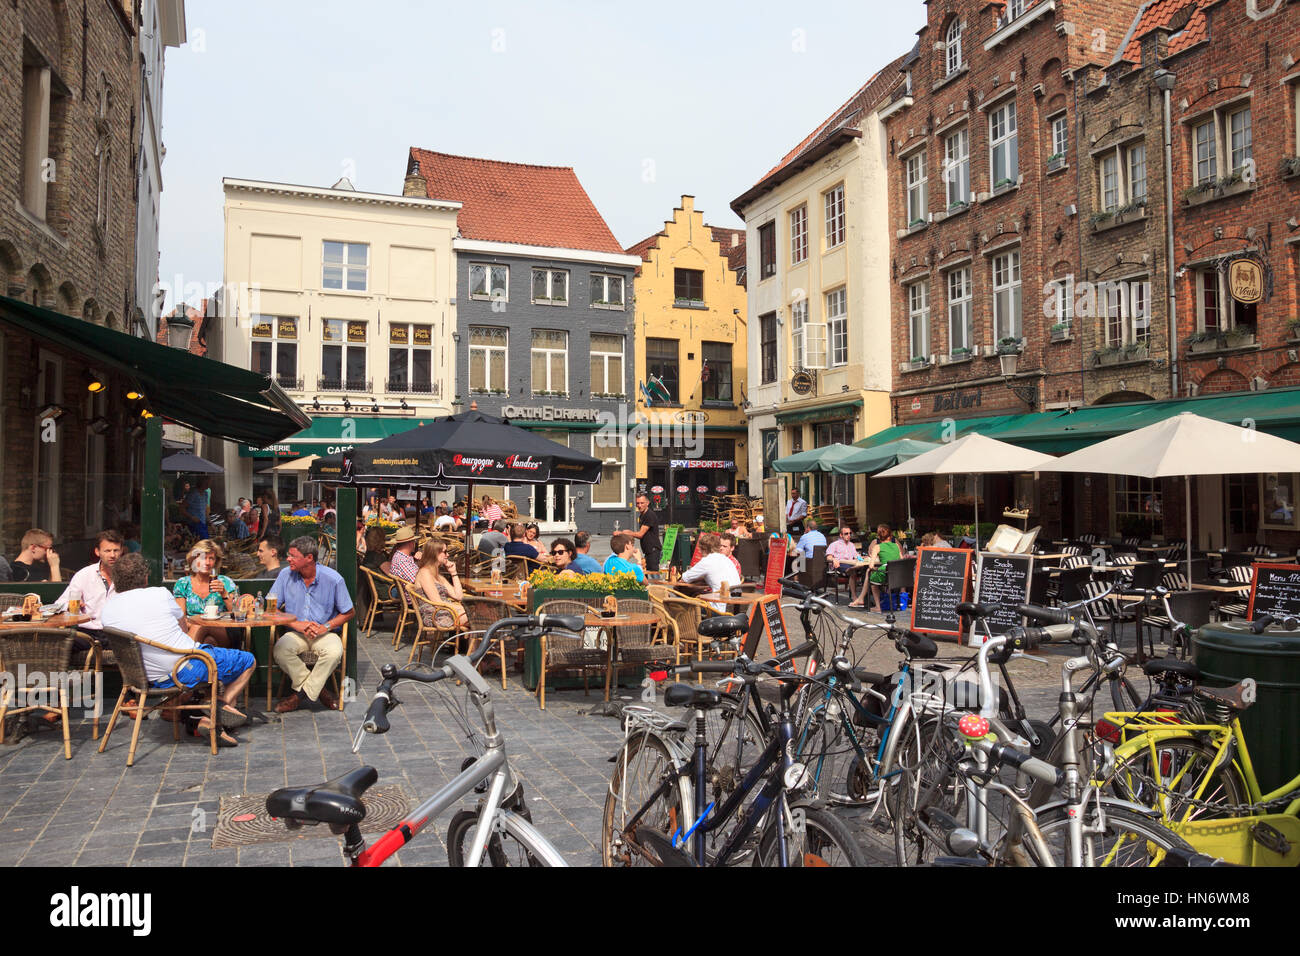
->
[956,602,996,618]
[663,683,724,710]
[698,613,749,638]
[1196,680,1255,713]
[266,766,377,826]
[897,630,938,660]
[1141,658,1200,681]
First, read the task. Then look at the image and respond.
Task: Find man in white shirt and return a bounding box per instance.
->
[55,529,124,649]
[433,505,457,531]
[785,488,808,535]
[102,553,255,742]
[680,533,741,613]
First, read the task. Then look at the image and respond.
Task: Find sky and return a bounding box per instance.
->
[158,0,919,311]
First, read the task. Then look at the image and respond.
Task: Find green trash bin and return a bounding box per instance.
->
[1193,621,1300,794]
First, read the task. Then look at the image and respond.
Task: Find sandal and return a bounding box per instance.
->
[848,602,866,609]
[188,716,238,748]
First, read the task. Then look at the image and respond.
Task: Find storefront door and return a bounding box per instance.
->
[531,482,571,532]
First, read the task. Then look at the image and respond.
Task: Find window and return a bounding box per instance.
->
[322,242,368,291]
[1194,119,1218,185]
[791,296,826,370]
[589,333,624,395]
[947,268,971,352]
[674,268,704,304]
[907,281,929,361]
[702,342,733,403]
[906,151,928,224]
[944,128,970,207]
[992,250,1022,342]
[590,273,624,308]
[760,312,778,384]
[470,263,509,300]
[1113,475,1161,538]
[469,326,507,392]
[1229,107,1252,174]
[646,338,679,403]
[990,101,1018,187]
[789,205,808,263]
[825,287,848,367]
[1049,275,1073,332]
[531,268,568,305]
[1098,141,1146,211]
[1195,268,1256,334]
[530,330,568,393]
[20,59,58,220]
[250,315,299,388]
[1006,0,1025,19]
[758,222,776,279]
[388,323,433,393]
[824,184,845,248]
[590,436,625,507]
[321,320,368,389]
[761,428,779,479]
[1050,114,1068,163]
[945,19,962,76]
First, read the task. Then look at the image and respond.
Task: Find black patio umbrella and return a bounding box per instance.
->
[160,451,224,474]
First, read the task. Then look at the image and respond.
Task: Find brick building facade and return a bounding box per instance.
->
[0,1,147,557]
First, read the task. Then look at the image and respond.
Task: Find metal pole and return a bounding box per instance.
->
[141,416,164,587]
[336,485,358,683]
[1163,83,1180,398]
[1185,474,1192,587]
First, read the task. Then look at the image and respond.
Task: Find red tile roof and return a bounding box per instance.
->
[1118,0,1210,64]
[625,231,664,264]
[407,148,625,255]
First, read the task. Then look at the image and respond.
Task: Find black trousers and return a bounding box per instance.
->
[643,548,662,572]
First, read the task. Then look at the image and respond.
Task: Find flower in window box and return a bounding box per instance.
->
[994,178,1015,190]
[951,346,972,356]
[996,336,1023,355]
[1089,210,1114,228]
[948,200,969,212]
[908,218,926,228]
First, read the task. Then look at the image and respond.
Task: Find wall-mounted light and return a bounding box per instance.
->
[126,389,142,401]
[312,397,322,411]
[371,400,379,413]
[38,404,67,421]
[342,397,351,410]
[141,409,155,419]
[85,370,106,393]
[88,416,111,435]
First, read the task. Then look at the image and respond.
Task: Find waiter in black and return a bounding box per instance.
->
[631,493,663,571]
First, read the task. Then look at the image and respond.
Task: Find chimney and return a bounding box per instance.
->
[1140,26,1173,68]
[403,160,427,198]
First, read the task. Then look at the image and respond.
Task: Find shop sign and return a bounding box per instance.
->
[911,398,921,413]
[650,485,664,493]
[670,459,732,469]
[715,485,728,492]
[791,370,815,395]
[502,404,598,422]
[676,485,689,493]
[1228,259,1263,304]
[673,411,709,424]
[695,485,709,493]
[932,389,983,413]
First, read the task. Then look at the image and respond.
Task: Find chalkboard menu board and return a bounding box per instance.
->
[764,537,789,594]
[910,547,973,638]
[742,595,794,672]
[974,553,1035,639]
[1247,563,1300,621]
[660,525,681,569]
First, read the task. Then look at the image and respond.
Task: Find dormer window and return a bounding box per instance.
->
[945,20,962,77]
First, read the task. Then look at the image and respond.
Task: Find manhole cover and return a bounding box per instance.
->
[211,785,411,848]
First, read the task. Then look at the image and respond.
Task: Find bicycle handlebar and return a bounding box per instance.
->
[1250,613,1300,634]
[1017,603,1071,626]
[971,737,1065,788]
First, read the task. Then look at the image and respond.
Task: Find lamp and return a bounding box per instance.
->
[141,409,155,419]
[166,312,195,349]
[342,397,351,411]
[312,397,322,411]
[88,416,110,435]
[998,350,1018,377]
[126,389,142,401]
[371,400,379,413]
[999,350,1037,409]
[400,399,410,410]
[84,370,106,393]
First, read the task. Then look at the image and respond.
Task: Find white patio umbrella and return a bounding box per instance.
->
[1039,412,1300,583]
[271,454,319,472]
[876,433,1056,549]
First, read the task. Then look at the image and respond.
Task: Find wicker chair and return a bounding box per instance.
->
[359,566,404,638]
[653,591,729,680]
[96,626,221,765]
[0,628,76,759]
[534,598,608,710]
[460,595,513,689]
[0,593,27,609]
[605,598,672,697]
[404,583,462,666]
[269,622,350,710]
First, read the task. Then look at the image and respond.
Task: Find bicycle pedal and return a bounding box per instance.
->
[1250,822,1291,856]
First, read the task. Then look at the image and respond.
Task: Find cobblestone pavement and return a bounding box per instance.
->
[0,604,1126,867]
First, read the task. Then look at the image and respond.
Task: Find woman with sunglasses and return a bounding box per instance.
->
[547,539,581,577]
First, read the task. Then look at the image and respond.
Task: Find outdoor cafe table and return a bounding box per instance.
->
[0,613,90,631]
[187,611,297,707]
[581,612,661,703]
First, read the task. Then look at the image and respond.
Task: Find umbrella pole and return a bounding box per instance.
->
[906,479,912,530]
[974,476,980,551]
[1185,475,1192,588]
[465,479,474,575]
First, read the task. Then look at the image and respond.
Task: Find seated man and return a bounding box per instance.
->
[503,523,539,559]
[603,532,645,583]
[718,532,743,578]
[568,531,602,574]
[476,519,509,556]
[433,505,457,531]
[256,535,287,575]
[9,528,62,582]
[388,526,420,583]
[680,533,742,613]
[271,536,356,713]
[102,553,254,746]
[826,525,865,594]
[224,509,251,540]
[55,529,124,651]
[796,517,828,561]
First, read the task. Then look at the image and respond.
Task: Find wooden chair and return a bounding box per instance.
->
[359,566,404,638]
[404,583,461,666]
[269,621,350,710]
[461,595,513,689]
[606,598,672,696]
[0,629,76,759]
[1142,590,1213,658]
[534,598,607,710]
[96,627,221,765]
[654,592,729,680]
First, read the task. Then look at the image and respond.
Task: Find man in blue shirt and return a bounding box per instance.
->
[568,531,602,574]
[603,532,645,583]
[796,516,827,560]
[271,536,355,712]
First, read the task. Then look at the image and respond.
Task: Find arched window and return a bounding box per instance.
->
[946,20,962,76]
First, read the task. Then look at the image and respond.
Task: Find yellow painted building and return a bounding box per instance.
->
[626,196,748,525]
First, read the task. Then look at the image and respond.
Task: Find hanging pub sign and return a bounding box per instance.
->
[1228,259,1263,304]
[696,485,708,493]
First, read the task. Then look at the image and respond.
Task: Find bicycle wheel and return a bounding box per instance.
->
[602,732,690,867]
[754,802,870,867]
[883,712,962,866]
[704,693,766,796]
[446,808,544,867]
[1109,671,1145,712]
[1107,737,1248,827]
[1029,804,1195,867]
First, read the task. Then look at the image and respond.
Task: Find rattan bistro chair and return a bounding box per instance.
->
[653,591,729,681]
[534,599,608,710]
[359,566,404,638]
[460,595,513,689]
[404,583,462,666]
[0,629,76,759]
[269,622,350,710]
[96,627,221,766]
[607,598,672,694]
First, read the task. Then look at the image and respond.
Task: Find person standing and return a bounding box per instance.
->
[785,487,808,536]
[630,493,663,571]
[257,489,281,542]
[183,478,210,540]
[9,529,61,582]
[271,537,355,713]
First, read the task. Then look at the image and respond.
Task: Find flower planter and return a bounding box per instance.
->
[523,586,651,691]
[1050,327,1071,343]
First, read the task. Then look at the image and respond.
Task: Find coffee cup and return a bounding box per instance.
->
[203,605,220,620]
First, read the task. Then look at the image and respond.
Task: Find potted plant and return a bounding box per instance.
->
[283,514,322,540]
[948,199,969,212]
[1050,322,1070,342]
[1089,210,1114,228]
[996,336,1023,355]
[1186,330,1220,354]
[1122,341,1149,360]
[1046,152,1065,171]
[524,569,648,689]
[908,218,927,229]
[1283,157,1300,178]
[994,177,1015,191]
[1094,345,1123,367]
[1223,326,1255,348]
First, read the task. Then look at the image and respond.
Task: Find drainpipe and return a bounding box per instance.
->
[1155,68,1179,398]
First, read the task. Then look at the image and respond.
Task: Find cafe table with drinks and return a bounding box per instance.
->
[185,593,298,707]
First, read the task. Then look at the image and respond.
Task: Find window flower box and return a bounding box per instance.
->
[1050,323,1071,343]
[996,337,1023,355]
[1046,153,1065,172]
[899,356,932,373]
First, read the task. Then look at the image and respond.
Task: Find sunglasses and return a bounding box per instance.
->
[551,549,568,556]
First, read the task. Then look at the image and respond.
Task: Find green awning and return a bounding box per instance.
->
[239,415,438,457]
[858,387,1300,455]
[0,295,309,446]
[772,443,860,473]
[774,399,863,426]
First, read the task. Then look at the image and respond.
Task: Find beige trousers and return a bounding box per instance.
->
[273,631,343,701]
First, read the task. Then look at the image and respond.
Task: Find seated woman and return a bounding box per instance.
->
[727,516,750,540]
[104,553,254,747]
[359,526,390,575]
[172,541,239,647]
[849,524,902,611]
[413,542,468,632]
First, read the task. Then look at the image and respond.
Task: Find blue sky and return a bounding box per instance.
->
[159,0,918,309]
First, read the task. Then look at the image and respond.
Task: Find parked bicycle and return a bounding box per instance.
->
[265,613,586,867]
